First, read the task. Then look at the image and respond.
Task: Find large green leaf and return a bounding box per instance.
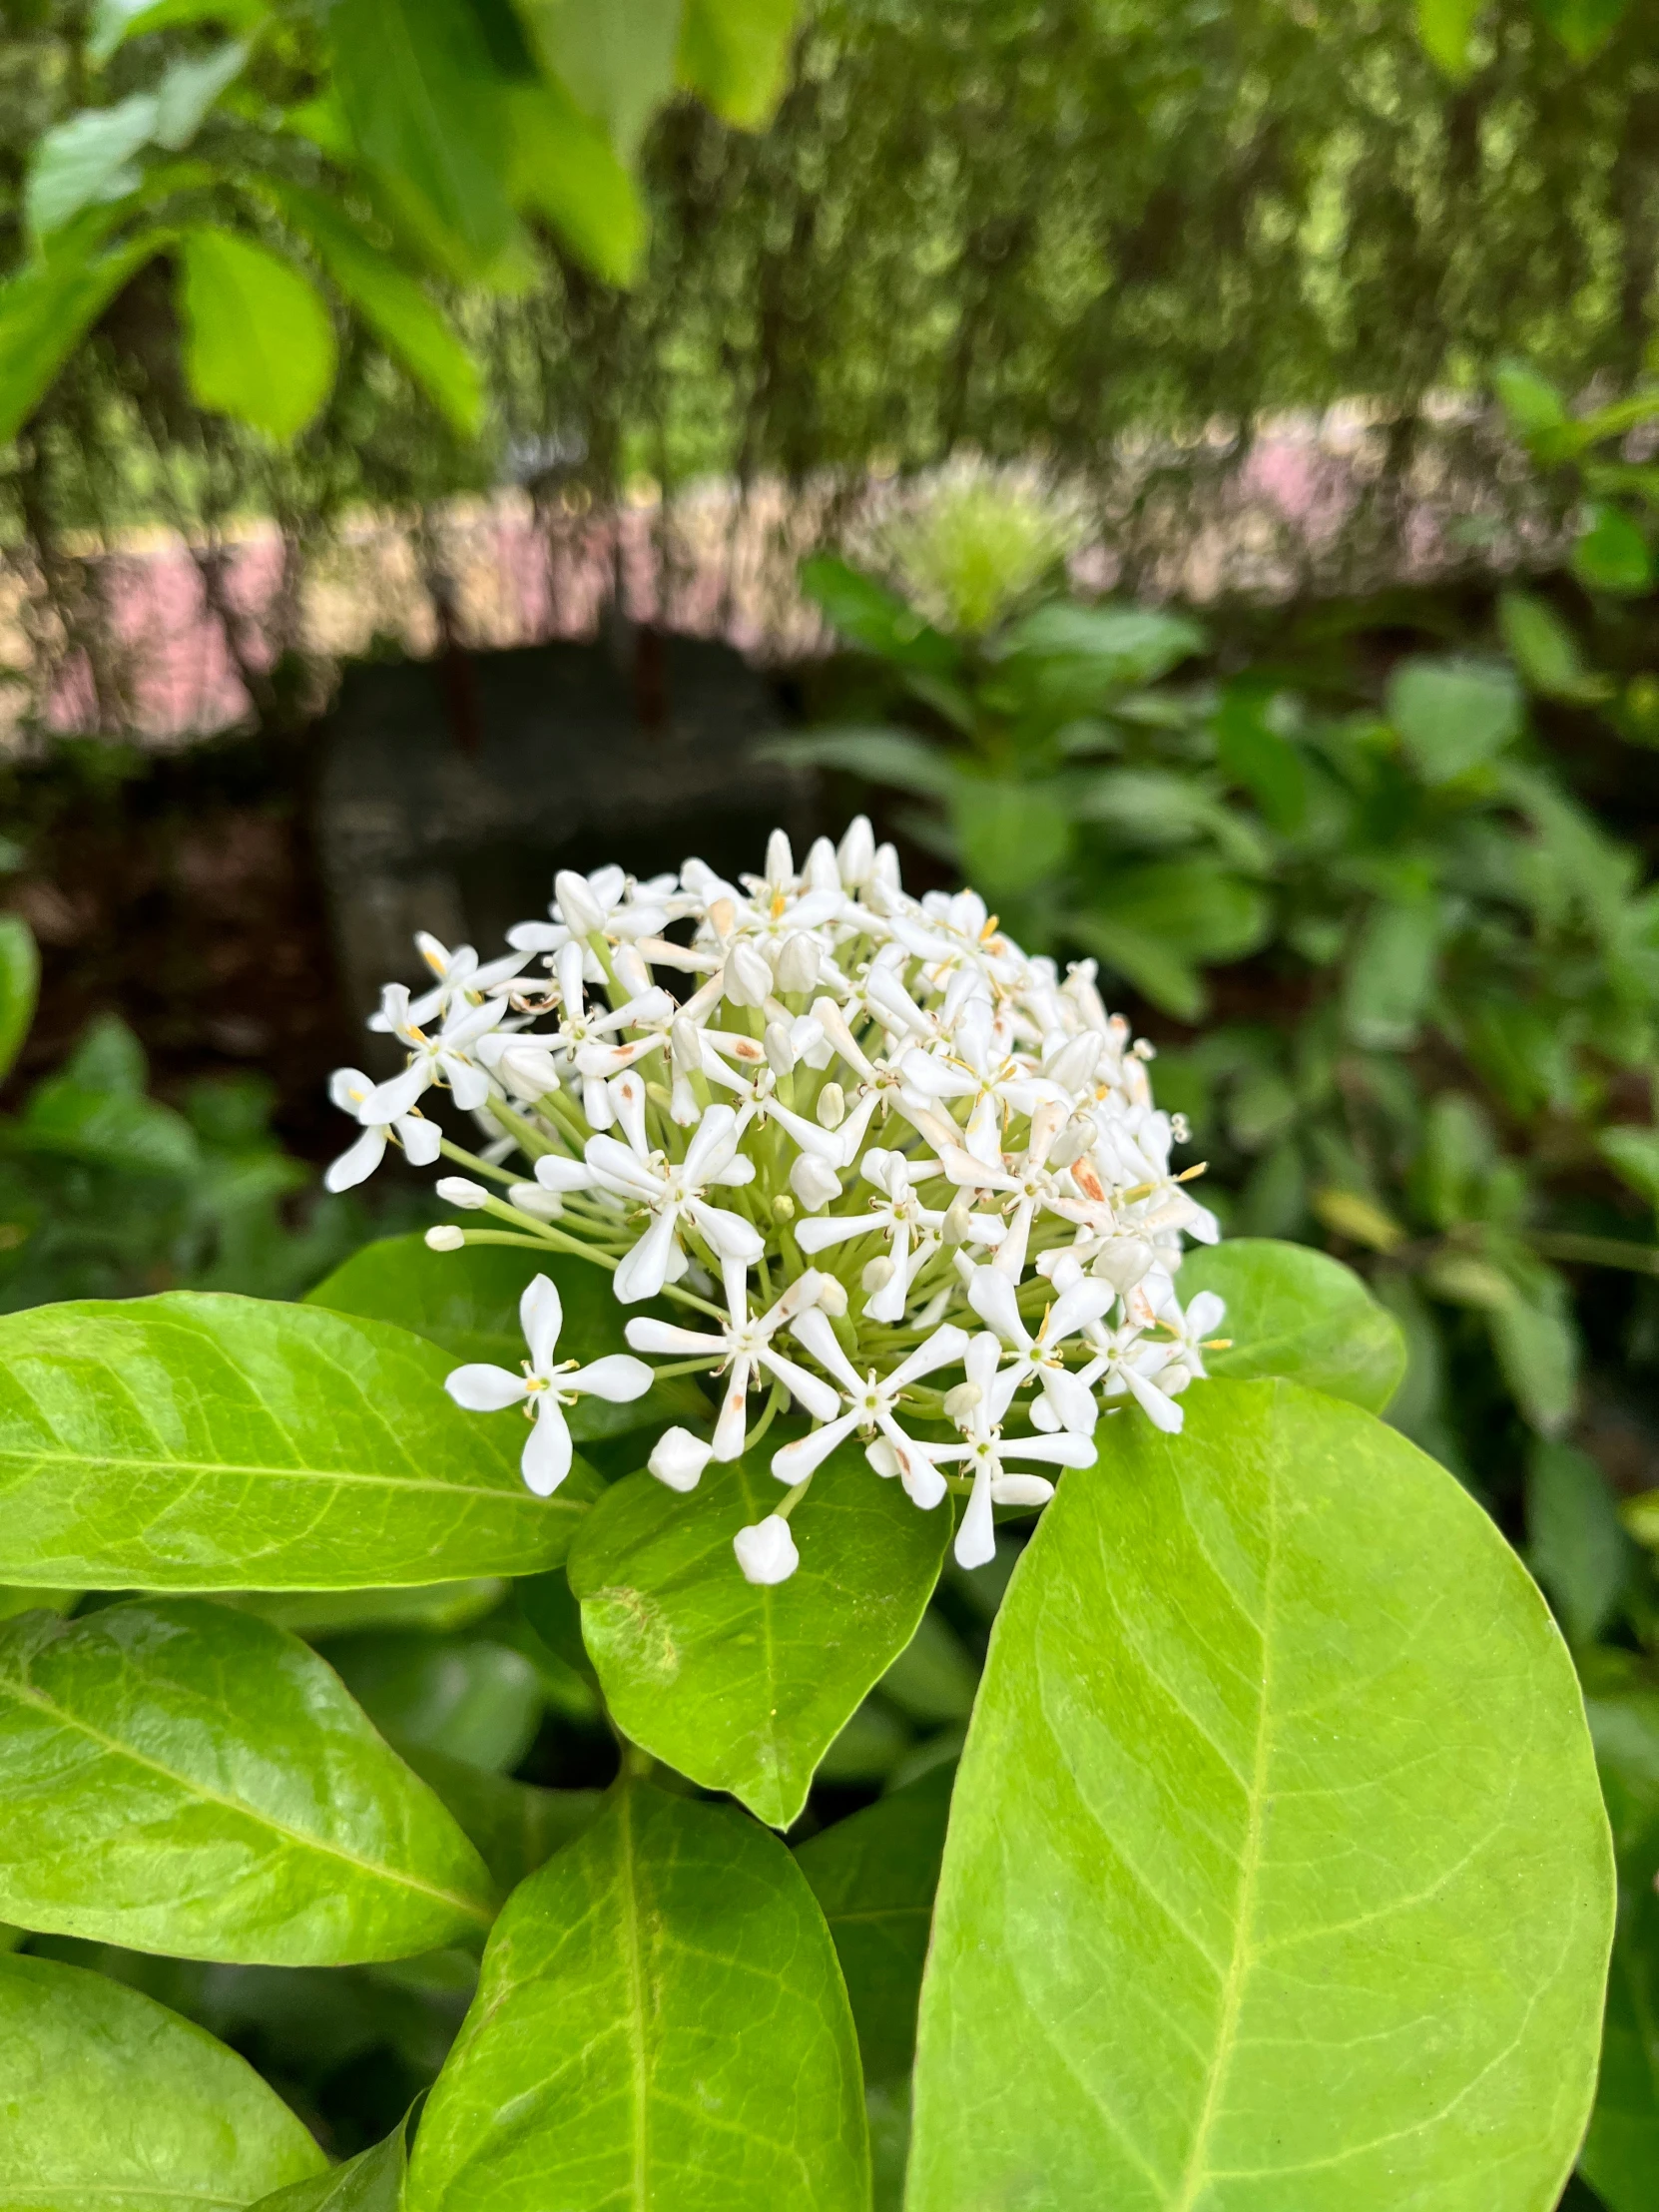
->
[676,0,799,127]
[796,1764,953,2085]
[330,0,517,277]
[306,1235,707,1441]
[263,183,481,435]
[0,225,166,443]
[0,1950,325,2205]
[1176,1238,1407,1412]
[506,79,647,286]
[908,1380,1614,2211]
[251,2114,410,2212]
[395,1740,601,1894]
[567,1434,951,1828]
[407,1782,869,2212]
[0,1292,595,1588]
[1385,655,1522,782]
[0,1598,493,1960]
[326,1629,543,1773]
[178,227,337,440]
[516,0,681,159]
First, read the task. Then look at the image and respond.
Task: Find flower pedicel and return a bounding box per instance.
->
[325,823,1226,1582]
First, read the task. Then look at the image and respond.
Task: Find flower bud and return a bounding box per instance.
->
[435,1176,490,1210]
[765,829,795,886]
[837,814,875,887]
[804,837,840,893]
[734,1514,800,1585]
[816,1081,845,1130]
[815,1275,849,1318]
[1048,1115,1094,1170]
[865,1436,900,1478]
[725,942,773,1008]
[1162,1362,1193,1395]
[772,1191,798,1221]
[1047,1032,1103,1091]
[1092,1238,1153,1292]
[425,1225,465,1252]
[508,1182,563,1220]
[776,932,821,993]
[555,868,606,937]
[943,1382,982,1420]
[862,1256,895,1294]
[790,1152,841,1212]
[764,1020,797,1077]
[650,1426,714,1492]
[942,1194,974,1245]
[671,1015,702,1075]
[495,1041,560,1101]
[613,943,652,998]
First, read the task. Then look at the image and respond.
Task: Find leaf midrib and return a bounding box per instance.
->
[0,1445,572,1506]
[1169,1455,1278,2210]
[0,1673,494,1930]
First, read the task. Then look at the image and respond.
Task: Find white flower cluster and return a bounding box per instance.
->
[325,821,1225,1584]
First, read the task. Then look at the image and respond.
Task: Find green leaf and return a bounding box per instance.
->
[0,226,166,443]
[1573,502,1653,596]
[407,1782,868,2211]
[800,556,962,678]
[1176,1237,1407,1412]
[178,227,337,440]
[1070,862,1270,1015]
[0,917,39,1084]
[1579,1660,1659,2210]
[224,1580,506,1639]
[154,40,249,150]
[506,79,647,285]
[326,1630,543,1773]
[1417,0,1482,74]
[306,1234,707,1441]
[261,183,481,436]
[0,1597,493,1959]
[909,1380,1614,2211]
[64,1011,146,1093]
[1386,655,1522,782]
[0,1950,325,2204]
[1214,687,1307,833]
[330,0,517,278]
[1003,602,1206,692]
[1533,0,1628,61]
[515,0,681,160]
[877,1609,978,1725]
[26,94,159,241]
[1495,359,1569,440]
[796,1765,953,2085]
[1342,894,1441,1049]
[567,1434,951,1828]
[949,779,1074,899]
[1527,1439,1633,1646]
[0,1291,596,1589]
[1601,1125,1659,1214]
[250,2113,408,2212]
[1065,911,1204,1021]
[1488,1266,1579,1437]
[395,1740,601,1894]
[90,0,265,65]
[758,726,957,804]
[1500,588,1610,703]
[676,0,798,127]
[19,1076,199,1175]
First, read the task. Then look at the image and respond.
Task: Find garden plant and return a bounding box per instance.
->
[0,817,1618,2207]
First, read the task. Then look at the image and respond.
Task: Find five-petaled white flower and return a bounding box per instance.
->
[362,986,503,1120]
[625,1261,841,1465]
[323,1068,442,1193]
[367,932,528,1031]
[773,1314,971,1506]
[927,1333,1098,1569]
[966,1264,1117,1434]
[444,1276,654,1495]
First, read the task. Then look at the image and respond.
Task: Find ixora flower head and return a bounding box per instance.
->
[326,821,1226,1583]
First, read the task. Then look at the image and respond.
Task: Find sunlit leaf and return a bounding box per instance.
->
[1177,1237,1406,1411]
[178,226,337,439]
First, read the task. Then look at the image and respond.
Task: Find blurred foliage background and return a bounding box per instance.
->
[8,0,1659,2205]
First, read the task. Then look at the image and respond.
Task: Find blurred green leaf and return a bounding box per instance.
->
[395,1742,601,1895]
[408,1783,868,2210]
[506,78,647,286]
[796,1765,953,2084]
[0,919,38,1087]
[1178,1238,1407,1412]
[1343,894,1441,1049]
[515,0,680,160]
[802,556,962,677]
[676,0,798,127]
[0,224,165,443]
[1003,601,1205,701]
[1488,1267,1579,1437]
[153,40,249,150]
[89,0,264,64]
[949,780,1073,899]
[1572,502,1654,596]
[26,94,158,240]
[1214,686,1307,832]
[1495,359,1570,440]
[1386,656,1521,782]
[762,725,957,802]
[0,1952,326,2203]
[1500,589,1611,702]
[568,1433,949,1828]
[19,1078,200,1176]
[327,1632,544,1774]
[178,227,337,439]
[877,1610,977,1726]
[1601,1126,1659,1214]
[1526,1441,1633,1647]
[1416,0,1482,75]
[1533,0,1628,61]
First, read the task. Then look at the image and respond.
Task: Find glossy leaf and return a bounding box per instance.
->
[330,0,517,277]
[408,1782,868,2212]
[676,0,799,127]
[796,1764,953,2084]
[178,227,337,440]
[306,1234,706,1441]
[326,1630,543,1773]
[397,1740,601,1894]
[0,1950,325,2204]
[567,1434,951,1827]
[251,2113,410,2212]
[0,1291,595,1588]
[266,183,482,435]
[0,918,39,1086]
[0,1597,493,1960]
[909,1380,1614,2212]
[1386,655,1521,782]
[1176,1237,1407,1412]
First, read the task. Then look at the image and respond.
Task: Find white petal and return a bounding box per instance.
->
[535,1153,599,1193]
[324,1125,386,1193]
[990,1473,1056,1507]
[1184,1290,1227,1338]
[688,1200,766,1263]
[649,1426,713,1491]
[787,1306,863,1392]
[733,1514,800,1585]
[1045,1278,1118,1343]
[625,1318,723,1357]
[445,1058,493,1112]
[1000,1430,1097,1468]
[328,1067,371,1113]
[1039,1366,1099,1435]
[796,1212,880,1253]
[712,1355,753,1461]
[520,1275,563,1373]
[967,1266,1028,1348]
[954,1466,997,1569]
[397,1115,442,1167]
[889,1323,971,1388]
[567,1354,654,1403]
[445,1364,531,1412]
[1123,1363,1186,1433]
[362,1063,429,1121]
[759,1349,842,1423]
[771,1409,860,1482]
[614,1212,680,1304]
[522,1399,573,1495]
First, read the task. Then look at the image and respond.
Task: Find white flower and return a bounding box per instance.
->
[796,1147,999,1323]
[362,987,504,1120]
[965,1264,1116,1433]
[734,1514,800,1586]
[575,1103,764,1303]
[444,1275,653,1494]
[625,1263,841,1460]
[773,1315,971,1506]
[324,1067,442,1192]
[507,864,681,959]
[928,1333,1098,1568]
[367,932,528,1030]
[900,995,1061,1171]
